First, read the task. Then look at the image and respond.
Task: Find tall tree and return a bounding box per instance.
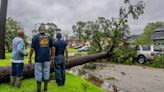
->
[72,21,86,40]
[5,17,22,52]
[73,0,145,52]
[47,23,61,39]
[0,0,8,59]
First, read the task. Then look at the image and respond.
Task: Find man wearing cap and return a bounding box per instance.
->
[10,29,28,88]
[53,33,68,86]
[28,24,54,92]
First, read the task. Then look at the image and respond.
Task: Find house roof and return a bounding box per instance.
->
[154,26,164,32]
[152,26,164,40]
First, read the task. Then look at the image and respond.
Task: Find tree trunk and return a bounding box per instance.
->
[0,0,8,59]
[0,51,112,83]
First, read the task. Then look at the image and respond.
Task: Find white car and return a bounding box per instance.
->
[136,45,164,64]
[78,46,89,52]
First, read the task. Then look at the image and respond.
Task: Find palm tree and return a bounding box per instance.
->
[0,0,8,59]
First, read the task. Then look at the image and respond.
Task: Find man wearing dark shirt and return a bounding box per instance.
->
[28,24,54,92]
[53,33,68,86]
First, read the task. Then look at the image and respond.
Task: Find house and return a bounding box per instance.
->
[66,36,91,48]
[66,36,84,48]
[152,26,164,49]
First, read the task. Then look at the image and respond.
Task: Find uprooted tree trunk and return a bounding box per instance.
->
[0,50,112,83]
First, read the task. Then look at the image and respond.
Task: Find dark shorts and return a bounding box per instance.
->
[11,63,24,77]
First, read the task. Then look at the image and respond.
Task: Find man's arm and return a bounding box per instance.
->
[17,40,28,56]
[29,36,36,64]
[28,48,34,64]
[50,47,55,62]
[65,47,68,63]
[49,36,55,63]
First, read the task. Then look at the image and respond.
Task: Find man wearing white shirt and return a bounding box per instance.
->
[10,29,28,88]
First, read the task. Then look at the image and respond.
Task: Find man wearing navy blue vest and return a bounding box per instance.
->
[53,33,68,86]
[28,24,54,92]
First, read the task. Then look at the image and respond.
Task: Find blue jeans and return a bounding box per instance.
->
[11,63,24,77]
[54,55,66,85]
[34,62,50,82]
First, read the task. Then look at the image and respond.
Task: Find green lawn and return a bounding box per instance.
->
[0,48,87,66]
[0,49,104,92]
[0,73,104,92]
[0,51,31,66]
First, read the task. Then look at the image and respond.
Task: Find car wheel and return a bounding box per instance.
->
[138,56,146,64]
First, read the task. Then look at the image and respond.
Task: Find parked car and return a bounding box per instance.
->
[78,46,89,52]
[74,45,83,49]
[135,45,164,64]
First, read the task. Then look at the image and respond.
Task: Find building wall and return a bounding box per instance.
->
[153,39,164,49]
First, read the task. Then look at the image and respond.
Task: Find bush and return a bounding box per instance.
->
[88,45,101,54]
[150,55,164,68]
[112,46,136,64]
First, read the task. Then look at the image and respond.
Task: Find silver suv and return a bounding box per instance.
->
[136,45,164,64]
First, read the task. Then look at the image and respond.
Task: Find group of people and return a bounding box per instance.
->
[10,24,68,92]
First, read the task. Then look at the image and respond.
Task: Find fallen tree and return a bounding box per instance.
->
[0,50,112,83]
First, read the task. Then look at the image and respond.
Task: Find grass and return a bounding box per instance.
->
[0,73,104,92]
[0,48,87,66]
[68,48,88,56]
[0,51,31,66]
[0,48,104,92]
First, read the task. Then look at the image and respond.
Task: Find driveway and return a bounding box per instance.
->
[85,63,164,92]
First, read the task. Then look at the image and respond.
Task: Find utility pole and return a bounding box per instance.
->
[0,0,8,59]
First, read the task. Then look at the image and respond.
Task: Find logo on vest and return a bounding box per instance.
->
[39,36,49,47]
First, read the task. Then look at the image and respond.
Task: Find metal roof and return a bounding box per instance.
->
[152,26,164,40]
[154,26,164,32]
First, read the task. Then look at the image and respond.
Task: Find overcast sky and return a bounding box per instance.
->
[6,0,164,36]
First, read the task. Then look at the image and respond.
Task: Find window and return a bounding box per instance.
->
[142,45,150,51]
[153,46,162,52]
